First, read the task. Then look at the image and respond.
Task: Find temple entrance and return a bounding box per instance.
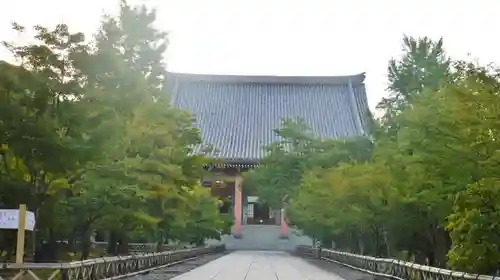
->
[246,202,274,225]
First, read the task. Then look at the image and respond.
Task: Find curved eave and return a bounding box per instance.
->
[167,72,366,85]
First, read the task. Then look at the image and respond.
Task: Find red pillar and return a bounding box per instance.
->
[233,177,243,238]
[279,208,289,239]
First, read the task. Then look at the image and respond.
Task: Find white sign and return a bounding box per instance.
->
[247,196,259,203]
[0,209,36,231]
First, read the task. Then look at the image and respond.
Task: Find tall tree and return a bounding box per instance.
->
[88,0,169,96]
[0,23,98,261]
[378,35,450,129]
[0,1,229,261]
[69,1,228,254]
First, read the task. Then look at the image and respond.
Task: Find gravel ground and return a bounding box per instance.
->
[126,253,226,280]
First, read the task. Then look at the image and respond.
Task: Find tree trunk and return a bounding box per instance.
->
[117,232,129,255]
[35,228,58,262]
[373,226,383,257]
[358,239,365,255]
[383,229,392,257]
[68,231,76,253]
[354,231,365,254]
[432,227,449,267]
[33,233,44,262]
[423,224,436,266]
[107,231,119,256]
[80,229,91,260]
[426,249,435,266]
[415,250,426,264]
[412,233,430,265]
[156,235,164,252]
[48,229,58,262]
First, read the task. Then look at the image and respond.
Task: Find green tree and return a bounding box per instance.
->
[366,35,454,266]
[70,0,229,255]
[179,187,233,246]
[378,35,450,130]
[447,179,500,274]
[0,23,99,261]
[245,118,372,209]
[0,1,228,261]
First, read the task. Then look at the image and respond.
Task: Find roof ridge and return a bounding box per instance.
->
[167,72,366,85]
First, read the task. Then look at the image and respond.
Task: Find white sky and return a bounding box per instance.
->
[1,0,498,112]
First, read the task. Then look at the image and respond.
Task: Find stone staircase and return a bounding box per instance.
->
[207,225,313,251]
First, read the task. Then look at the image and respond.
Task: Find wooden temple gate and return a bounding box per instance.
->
[201,167,289,240]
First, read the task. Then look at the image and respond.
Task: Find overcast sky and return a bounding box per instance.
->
[1,0,498,112]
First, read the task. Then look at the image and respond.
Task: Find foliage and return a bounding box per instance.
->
[178,187,233,246]
[244,118,373,209]
[447,179,500,274]
[2,7,500,274]
[247,35,500,274]
[377,35,451,133]
[0,1,229,261]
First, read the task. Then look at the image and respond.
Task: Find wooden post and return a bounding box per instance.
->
[15,204,27,264]
[233,177,243,238]
[279,207,289,239]
[280,196,289,239]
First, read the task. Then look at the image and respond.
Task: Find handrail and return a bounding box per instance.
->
[44,241,191,255]
[92,241,189,254]
[0,245,225,280]
[296,245,496,280]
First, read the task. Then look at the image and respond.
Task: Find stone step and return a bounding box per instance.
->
[207,225,313,251]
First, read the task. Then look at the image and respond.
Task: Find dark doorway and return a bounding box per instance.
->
[247,203,274,224]
[254,203,269,220]
[219,197,231,214]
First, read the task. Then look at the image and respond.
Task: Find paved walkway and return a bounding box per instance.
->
[171,251,346,280]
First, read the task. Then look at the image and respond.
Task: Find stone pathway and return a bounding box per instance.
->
[170,251,348,280]
[128,253,226,280]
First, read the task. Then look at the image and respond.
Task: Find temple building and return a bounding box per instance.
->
[168,72,370,241]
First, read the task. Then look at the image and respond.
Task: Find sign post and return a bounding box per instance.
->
[0,205,36,265]
[16,204,27,264]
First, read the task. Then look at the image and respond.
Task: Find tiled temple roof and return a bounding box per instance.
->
[168,72,370,163]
